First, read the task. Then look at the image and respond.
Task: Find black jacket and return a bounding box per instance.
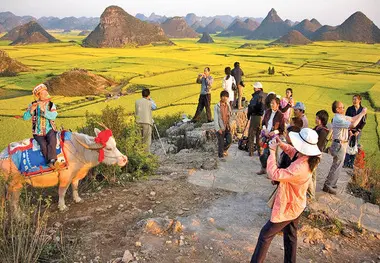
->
[345,105,366,131]
[248,90,265,118]
[231,66,244,85]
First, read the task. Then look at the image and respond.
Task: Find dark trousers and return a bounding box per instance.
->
[343,153,356,168]
[251,217,300,263]
[248,116,262,155]
[33,129,57,162]
[192,94,212,121]
[217,130,232,157]
[259,148,270,169]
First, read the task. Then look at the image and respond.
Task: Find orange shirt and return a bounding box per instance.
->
[267,143,312,223]
[220,102,230,129]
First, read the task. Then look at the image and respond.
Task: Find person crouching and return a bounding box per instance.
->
[23,84,58,168]
[214,91,232,160]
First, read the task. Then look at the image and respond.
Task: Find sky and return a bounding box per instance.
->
[1,0,380,26]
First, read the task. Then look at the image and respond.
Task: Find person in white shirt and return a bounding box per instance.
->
[323,100,367,195]
[222,67,236,108]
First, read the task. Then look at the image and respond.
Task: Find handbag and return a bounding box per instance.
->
[232,82,237,91]
[238,121,249,151]
[347,135,358,155]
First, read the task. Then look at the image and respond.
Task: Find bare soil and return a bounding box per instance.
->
[47,166,380,262]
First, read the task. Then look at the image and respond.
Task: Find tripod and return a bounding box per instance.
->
[153,121,167,156]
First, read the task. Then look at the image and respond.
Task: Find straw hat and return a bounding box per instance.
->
[289,128,321,156]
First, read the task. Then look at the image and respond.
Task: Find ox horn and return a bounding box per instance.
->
[97,122,110,130]
[73,135,104,150]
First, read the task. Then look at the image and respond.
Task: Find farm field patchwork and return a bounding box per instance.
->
[0,34,380,153]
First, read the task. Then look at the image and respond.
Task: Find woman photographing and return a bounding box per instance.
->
[251,128,321,263]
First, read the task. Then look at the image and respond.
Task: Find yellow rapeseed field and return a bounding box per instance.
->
[0,33,379,152]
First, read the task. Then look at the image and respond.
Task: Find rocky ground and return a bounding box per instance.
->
[48,119,380,263]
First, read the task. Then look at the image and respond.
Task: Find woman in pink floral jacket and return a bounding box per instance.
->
[251,128,321,263]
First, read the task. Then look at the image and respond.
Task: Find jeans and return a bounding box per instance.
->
[259,148,270,169]
[251,216,300,263]
[217,130,232,157]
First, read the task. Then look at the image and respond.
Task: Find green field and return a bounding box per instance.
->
[1,32,380,153]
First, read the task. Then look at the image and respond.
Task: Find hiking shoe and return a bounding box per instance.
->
[322,185,337,195]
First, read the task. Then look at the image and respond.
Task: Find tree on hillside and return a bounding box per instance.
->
[272,66,275,75]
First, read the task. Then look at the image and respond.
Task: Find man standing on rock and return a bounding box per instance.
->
[323,101,367,195]
[135,88,157,152]
[214,90,232,160]
[191,67,214,123]
[247,82,265,156]
[231,62,244,109]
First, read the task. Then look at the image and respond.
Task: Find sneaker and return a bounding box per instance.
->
[322,185,337,195]
[219,157,227,162]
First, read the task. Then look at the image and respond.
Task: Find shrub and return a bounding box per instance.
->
[153,112,182,137]
[0,70,18,77]
[78,106,158,185]
[126,84,152,94]
[0,187,49,263]
[351,151,380,205]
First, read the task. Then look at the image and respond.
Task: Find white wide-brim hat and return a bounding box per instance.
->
[289,128,321,156]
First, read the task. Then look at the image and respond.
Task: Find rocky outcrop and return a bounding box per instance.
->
[0,49,30,76]
[270,30,312,45]
[44,68,116,96]
[312,11,380,43]
[197,32,214,43]
[161,17,199,38]
[203,18,226,34]
[83,6,170,47]
[246,8,291,40]
[1,21,59,45]
[292,19,321,38]
[151,109,249,156]
[218,18,259,37]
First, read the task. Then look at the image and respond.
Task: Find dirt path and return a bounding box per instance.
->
[49,144,380,263]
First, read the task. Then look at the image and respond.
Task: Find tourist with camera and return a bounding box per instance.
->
[191,67,214,123]
[251,128,322,263]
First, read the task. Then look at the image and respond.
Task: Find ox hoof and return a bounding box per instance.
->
[74,197,84,204]
[58,205,69,212]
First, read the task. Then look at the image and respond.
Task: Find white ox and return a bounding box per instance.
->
[0,128,128,212]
